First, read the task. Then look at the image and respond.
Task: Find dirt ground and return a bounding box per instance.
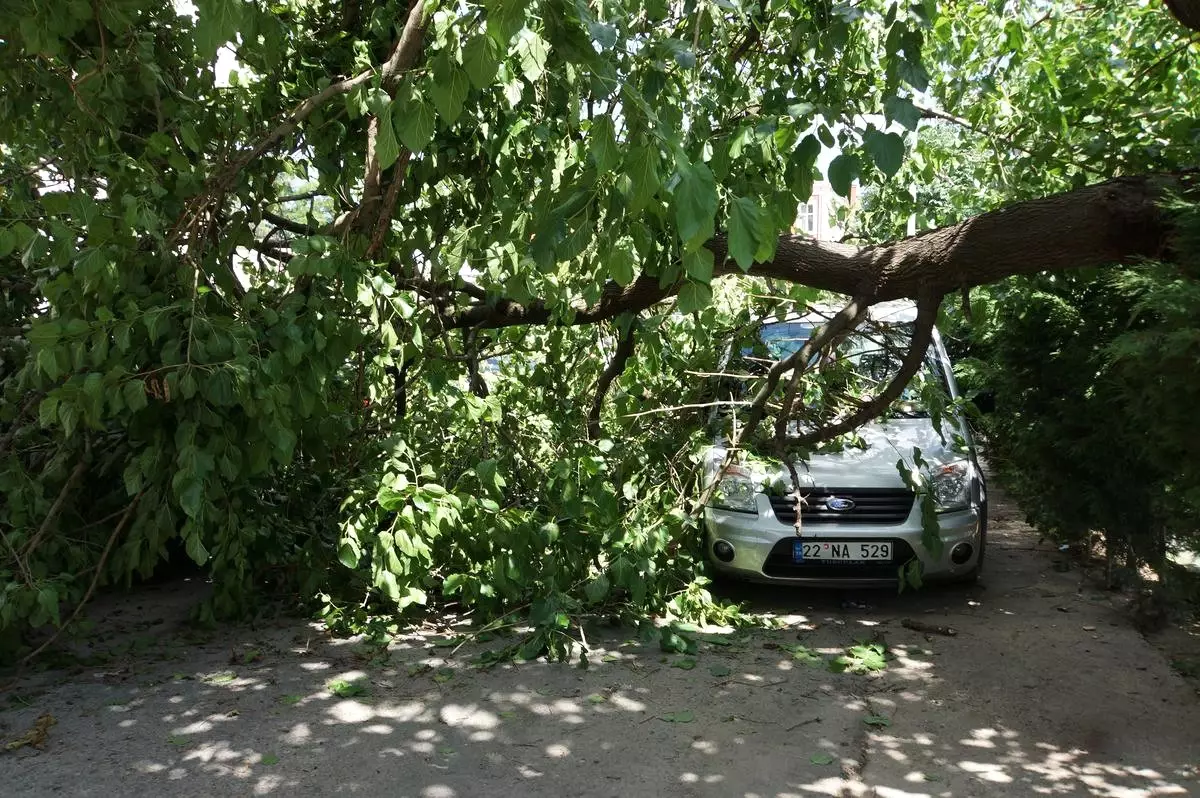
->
[2,486,1199,797]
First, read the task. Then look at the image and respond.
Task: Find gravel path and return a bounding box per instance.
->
[2,484,1198,797]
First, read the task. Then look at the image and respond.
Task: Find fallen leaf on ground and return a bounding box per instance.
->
[203,671,237,685]
[810,752,835,765]
[327,678,369,698]
[3,713,55,752]
[662,710,694,723]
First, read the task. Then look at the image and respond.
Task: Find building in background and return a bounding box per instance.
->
[794,180,857,242]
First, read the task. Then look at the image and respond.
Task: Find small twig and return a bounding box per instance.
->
[621,400,753,419]
[0,392,42,458]
[20,454,89,559]
[786,716,822,732]
[900,618,958,637]
[587,319,638,440]
[17,491,144,667]
[366,151,411,259]
[1,529,33,587]
[914,102,1102,177]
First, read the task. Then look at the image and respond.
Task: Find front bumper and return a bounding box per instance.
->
[704,493,982,586]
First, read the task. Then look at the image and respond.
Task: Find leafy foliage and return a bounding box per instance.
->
[1,0,1198,662]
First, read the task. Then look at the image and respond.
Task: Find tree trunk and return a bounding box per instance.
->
[1165,0,1200,32]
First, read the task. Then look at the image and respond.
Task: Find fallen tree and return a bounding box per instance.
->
[1,0,1198,659]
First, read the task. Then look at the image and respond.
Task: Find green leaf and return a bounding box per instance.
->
[884,95,922,131]
[185,533,209,566]
[375,110,402,170]
[517,29,549,82]
[659,627,697,654]
[38,587,61,627]
[788,135,821,200]
[38,396,59,427]
[328,678,369,698]
[396,93,436,152]
[590,115,621,172]
[827,154,860,198]
[864,129,905,178]
[810,752,835,765]
[789,645,824,666]
[430,56,470,124]
[709,663,731,677]
[608,236,637,286]
[626,146,661,212]
[587,692,607,704]
[677,281,712,314]
[337,542,359,569]
[672,657,697,670]
[727,197,765,270]
[194,0,242,59]
[674,159,718,250]
[831,643,889,674]
[584,574,610,603]
[261,753,279,766]
[178,477,205,520]
[486,0,526,47]
[682,247,713,283]
[662,709,694,723]
[863,715,892,727]
[462,34,500,89]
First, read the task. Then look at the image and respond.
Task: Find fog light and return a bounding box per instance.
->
[951,542,973,565]
[713,540,735,562]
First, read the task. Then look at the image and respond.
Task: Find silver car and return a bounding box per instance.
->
[703,301,987,587]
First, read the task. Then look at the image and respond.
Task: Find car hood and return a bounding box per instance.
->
[759,418,967,490]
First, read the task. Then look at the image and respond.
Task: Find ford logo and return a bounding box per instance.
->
[825,497,856,512]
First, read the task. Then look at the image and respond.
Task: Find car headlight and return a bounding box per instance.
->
[931,461,971,512]
[704,453,762,514]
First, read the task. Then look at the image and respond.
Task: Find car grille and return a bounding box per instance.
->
[761,538,916,579]
[768,488,914,526]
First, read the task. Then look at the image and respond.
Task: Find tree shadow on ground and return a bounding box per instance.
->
[2,498,1198,797]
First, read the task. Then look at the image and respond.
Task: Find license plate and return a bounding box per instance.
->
[792,541,892,562]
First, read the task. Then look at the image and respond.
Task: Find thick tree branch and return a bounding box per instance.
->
[793,294,939,446]
[366,151,411,259]
[443,174,1180,331]
[17,490,143,667]
[261,210,316,236]
[381,0,432,88]
[21,454,88,559]
[741,296,872,444]
[359,0,430,225]
[446,274,676,330]
[217,69,375,194]
[1166,0,1200,31]
[587,320,638,440]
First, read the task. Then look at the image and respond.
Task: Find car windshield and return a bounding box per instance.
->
[738,319,938,416]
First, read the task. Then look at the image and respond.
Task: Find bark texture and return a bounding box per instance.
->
[1166,0,1200,32]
